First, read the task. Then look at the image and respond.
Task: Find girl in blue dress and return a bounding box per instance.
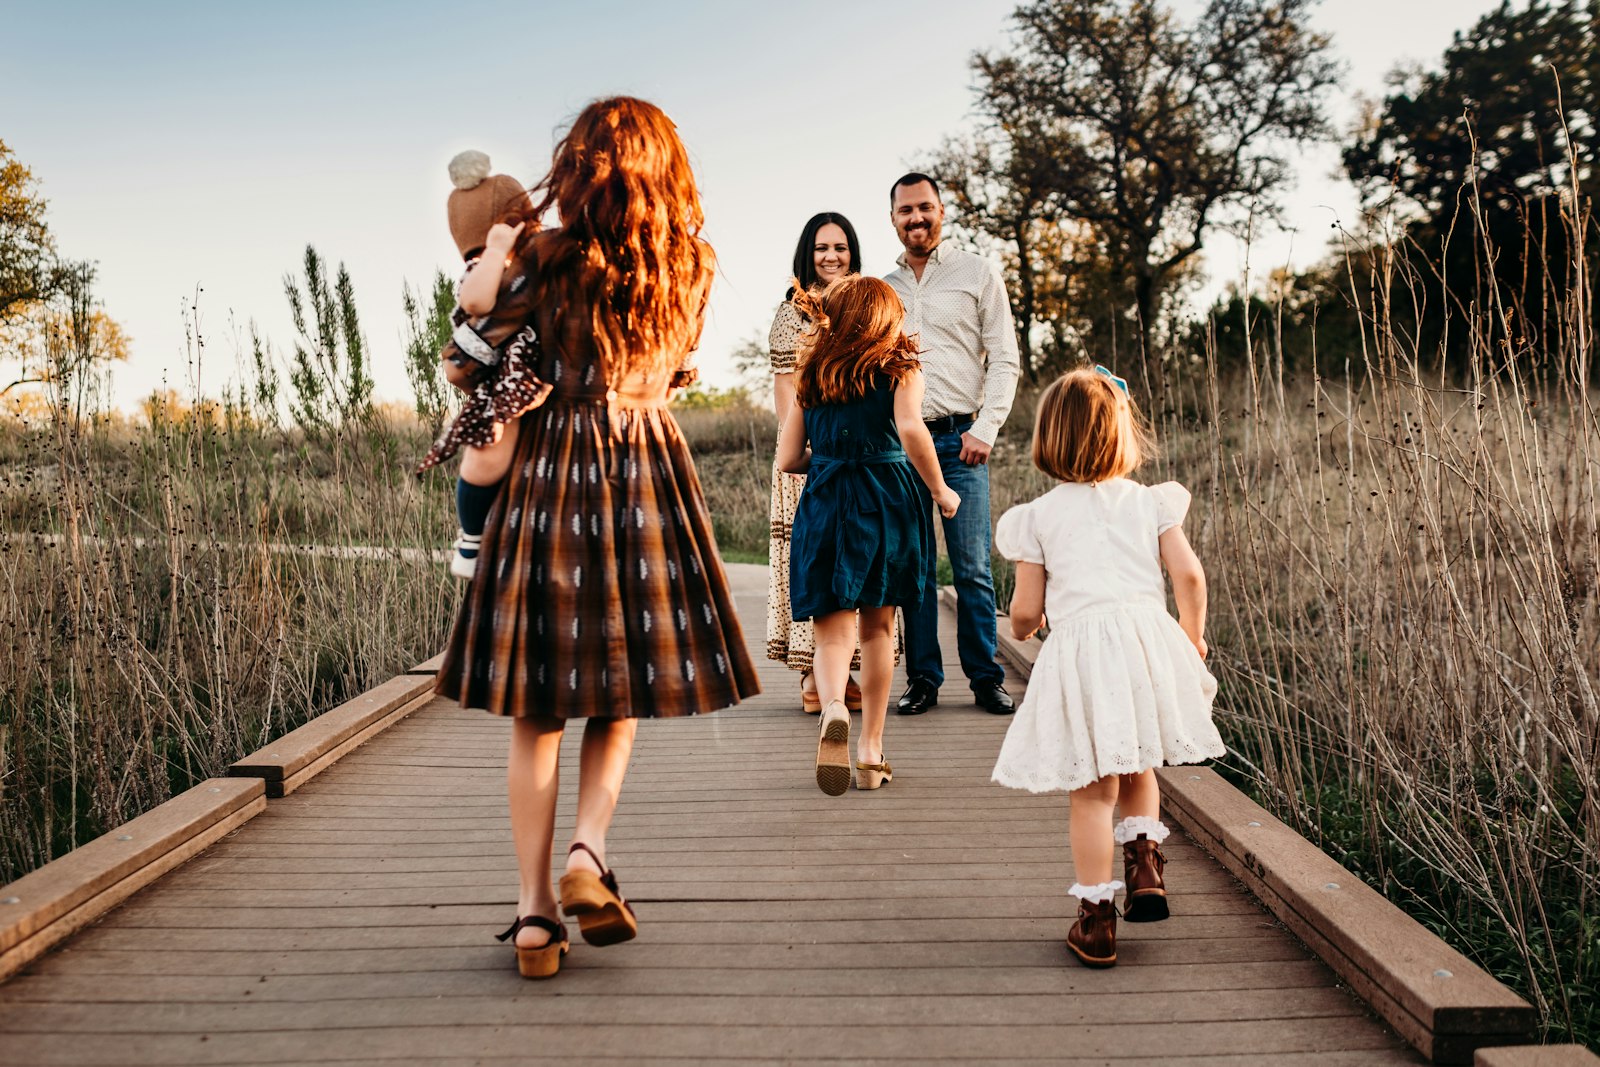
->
[776,276,961,796]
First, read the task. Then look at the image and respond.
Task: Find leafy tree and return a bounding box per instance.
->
[2,261,128,417]
[1345,0,1597,218]
[283,245,374,435]
[1343,0,1599,373]
[964,0,1340,402]
[401,270,456,437]
[0,139,59,327]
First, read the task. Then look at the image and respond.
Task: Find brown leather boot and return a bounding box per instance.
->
[1122,835,1169,922]
[1066,898,1118,967]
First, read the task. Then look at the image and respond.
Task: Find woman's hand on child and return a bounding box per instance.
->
[484,221,525,258]
[935,487,961,519]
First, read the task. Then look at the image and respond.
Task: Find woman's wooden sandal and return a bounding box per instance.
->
[853,756,893,790]
[495,914,569,979]
[801,673,822,714]
[815,700,852,796]
[844,677,863,712]
[559,842,639,946]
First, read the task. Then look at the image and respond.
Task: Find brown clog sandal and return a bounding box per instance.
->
[559,842,639,946]
[801,673,822,714]
[844,676,863,712]
[853,756,893,790]
[495,914,569,979]
[815,700,851,796]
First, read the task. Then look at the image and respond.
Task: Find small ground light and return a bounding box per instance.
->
[1324,882,1341,890]
[116,834,132,841]
[1,897,19,905]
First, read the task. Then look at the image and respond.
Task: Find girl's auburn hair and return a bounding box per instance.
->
[510,96,714,384]
[791,276,921,407]
[1032,368,1156,483]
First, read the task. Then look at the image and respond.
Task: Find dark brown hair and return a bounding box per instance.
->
[791,276,921,407]
[787,212,862,296]
[1031,368,1155,483]
[513,96,714,384]
[890,171,941,205]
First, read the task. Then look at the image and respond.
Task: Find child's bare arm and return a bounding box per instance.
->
[459,222,525,316]
[1159,525,1208,658]
[1008,561,1046,640]
[894,372,959,517]
[775,403,810,474]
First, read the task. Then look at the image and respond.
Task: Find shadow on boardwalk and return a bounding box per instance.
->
[0,563,1420,1065]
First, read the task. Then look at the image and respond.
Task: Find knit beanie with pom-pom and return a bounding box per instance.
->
[446,150,529,260]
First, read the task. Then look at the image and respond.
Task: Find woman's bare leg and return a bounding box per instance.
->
[811,610,856,712]
[565,716,639,876]
[855,606,895,765]
[507,715,564,948]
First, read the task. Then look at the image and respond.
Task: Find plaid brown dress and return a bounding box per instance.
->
[435,233,761,719]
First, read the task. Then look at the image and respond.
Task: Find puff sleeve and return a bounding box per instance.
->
[994,503,1045,565]
[767,301,805,374]
[1150,481,1192,534]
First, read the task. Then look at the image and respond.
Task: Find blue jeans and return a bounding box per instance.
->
[906,425,1004,691]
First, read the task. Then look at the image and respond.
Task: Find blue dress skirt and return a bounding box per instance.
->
[789,378,935,621]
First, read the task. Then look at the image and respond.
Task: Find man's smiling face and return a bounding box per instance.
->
[892,180,944,255]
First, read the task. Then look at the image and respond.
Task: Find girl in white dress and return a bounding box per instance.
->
[991,366,1225,968]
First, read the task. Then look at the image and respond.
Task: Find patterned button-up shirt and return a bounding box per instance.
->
[885,243,1021,446]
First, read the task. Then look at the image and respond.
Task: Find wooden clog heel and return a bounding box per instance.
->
[495,915,569,979]
[853,756,893,790]
[559,842,639,946]
[815,700,851,796]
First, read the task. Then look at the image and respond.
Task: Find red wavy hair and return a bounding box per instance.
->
[791,276,921,407]
[513,97,715,384]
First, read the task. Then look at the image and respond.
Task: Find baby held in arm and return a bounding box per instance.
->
[437,150,531,579]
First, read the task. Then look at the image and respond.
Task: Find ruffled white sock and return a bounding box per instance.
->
[1114,815,1170,845]
[1068,880,1124,903]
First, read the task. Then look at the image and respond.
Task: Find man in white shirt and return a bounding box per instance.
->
[884,172,1021,716]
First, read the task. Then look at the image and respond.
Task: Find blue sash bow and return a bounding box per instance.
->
[803,448,908,604]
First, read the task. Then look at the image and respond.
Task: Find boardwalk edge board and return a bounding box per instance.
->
[407,652,445,675]
[0,777,265,981]
[1475,1045,1600,1066]
[990,612,1541,1066]
[228,673,438,798]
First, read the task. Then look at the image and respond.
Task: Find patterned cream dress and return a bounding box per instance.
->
[765,299,900,671]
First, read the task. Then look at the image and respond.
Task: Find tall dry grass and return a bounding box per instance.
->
[1166,206,1599,1040]
[0,395,458,883]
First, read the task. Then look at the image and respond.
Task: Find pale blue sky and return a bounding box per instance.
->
[5,0,1503,410]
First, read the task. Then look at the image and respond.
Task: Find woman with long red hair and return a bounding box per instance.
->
[775,276,959,795]
[434,97,760,978]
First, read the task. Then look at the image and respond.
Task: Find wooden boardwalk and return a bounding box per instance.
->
[0,563,1422,1065]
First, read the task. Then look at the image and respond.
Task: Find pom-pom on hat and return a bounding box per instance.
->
[446,150,529,260]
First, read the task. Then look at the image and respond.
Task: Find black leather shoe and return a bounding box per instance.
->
[895,678,939,716]
[974,682,1015,715]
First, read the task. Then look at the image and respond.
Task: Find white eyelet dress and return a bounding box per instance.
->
[990,479,1225,793]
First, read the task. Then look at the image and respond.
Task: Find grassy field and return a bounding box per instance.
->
[0,408,458,883]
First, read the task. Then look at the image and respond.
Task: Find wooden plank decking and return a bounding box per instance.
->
[0,563,1422,1065]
